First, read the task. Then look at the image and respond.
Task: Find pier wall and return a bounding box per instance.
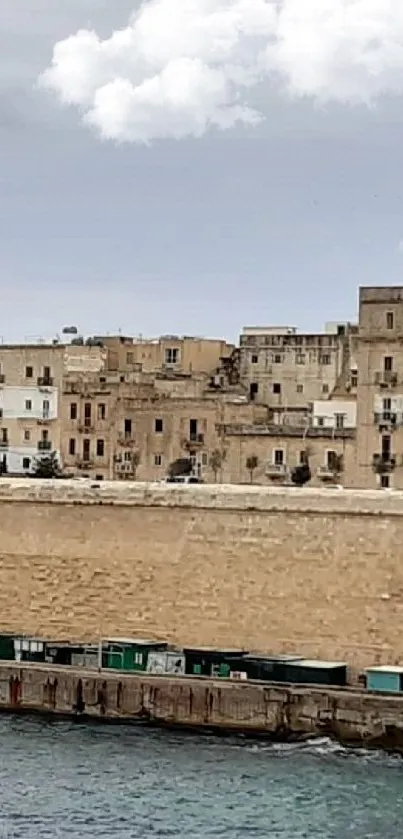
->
[1,480,403,667]
[1,662,403,752]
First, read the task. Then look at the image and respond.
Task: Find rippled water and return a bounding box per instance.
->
[0,716,402,838]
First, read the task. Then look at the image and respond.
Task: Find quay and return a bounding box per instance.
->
[2,661,403,752]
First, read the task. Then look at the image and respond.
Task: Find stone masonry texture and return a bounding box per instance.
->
[1,479,403,669]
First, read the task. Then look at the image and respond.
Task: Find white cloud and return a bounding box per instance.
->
[38,0,403,143]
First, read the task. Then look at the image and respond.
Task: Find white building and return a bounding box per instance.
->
[0,385,60,475]
[312,400,357,430]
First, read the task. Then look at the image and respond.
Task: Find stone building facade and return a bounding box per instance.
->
[2,286,403,487]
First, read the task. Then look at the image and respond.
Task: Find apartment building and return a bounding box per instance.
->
[0,345,63,474]
[96,334,235,376]
[355,287,403,489]
[238,323,358,409]
[219,423,356,486]
[61,369,257,482]
[0,342,107,475]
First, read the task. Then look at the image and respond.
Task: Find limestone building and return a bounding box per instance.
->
[355,286,403,490]
[238,322,358,412]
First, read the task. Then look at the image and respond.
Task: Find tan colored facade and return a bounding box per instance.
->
[98,334,235,375]
[355,287,403,490]
[5,287,403,488]
[238,324,358,409]
[1,481,403,668]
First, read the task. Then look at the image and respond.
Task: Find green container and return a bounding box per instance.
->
[103,638,168,672]
[0,634,16,660]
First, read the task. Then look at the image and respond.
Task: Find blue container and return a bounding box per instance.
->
[366,666,403,693]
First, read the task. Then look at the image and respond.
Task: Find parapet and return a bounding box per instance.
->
[0,478,403,517]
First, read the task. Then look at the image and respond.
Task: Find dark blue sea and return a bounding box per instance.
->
[0,716,402,838]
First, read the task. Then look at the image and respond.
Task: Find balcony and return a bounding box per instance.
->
[37,376,54,388]
[372,453,396,474]
[374,371,398,388]
[184,433,204,450]
[77,458,94,469]
[374,412,397,430]
[37,440,52,451]
[265,463,288,480]
[78,423,95,434]
[118,433,136,447]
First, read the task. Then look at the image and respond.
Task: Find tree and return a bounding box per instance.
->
[32,451,61,479]
[209,448,226,482]
[245,455,259,484]
[290,463,311,487]
[132,451,141,479]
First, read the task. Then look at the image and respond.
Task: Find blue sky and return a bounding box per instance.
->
[2,0,403,344]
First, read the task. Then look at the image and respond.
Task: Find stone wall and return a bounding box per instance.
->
[2,662,403,751]
[1,479,403,668]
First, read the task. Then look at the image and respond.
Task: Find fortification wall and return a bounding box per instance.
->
[0,479,402,668]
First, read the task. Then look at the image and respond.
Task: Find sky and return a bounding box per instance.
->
[2,0,403,344]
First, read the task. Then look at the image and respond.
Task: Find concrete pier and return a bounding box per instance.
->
[2,662,403,752]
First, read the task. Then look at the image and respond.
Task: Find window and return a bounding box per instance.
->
[251,354,258,364]
[98,403,106,421]
[320,354,331,365]
[351,371,358,388]
[0,409,2,418]
[189,419,198,440]
[384,356,393,372]
[386,311,394,330]
[383,398,392,412]
[296,354,306,365]
[382,435,391,460]
[134,652,143,665]
[322,384,329,394]
[24,430,30,441]
[296,384,303,394]
[95,475,104,481]
[96,439,105,457]
[42,429,49,441]
[126,352,134,365]
[326,450,338,470]
[43,366,51,380]
[154,454,162,466]
[25,366,33,378]
[273,383,281,395]
[124,451,132,462]
[165,348,179,365]
[250,383,258,400]
[274,354,283,364]
[1,428,8,443]
[42,400,50,417]
[381,474,390,488]
[25,400,32,411]
[335,413,345,429]
[83,439,90,460]
[69,438,76,456]
[84,402,92,426]
[317,417,325,427]
[22,457,30,470]
[155,418,163,433]
[274,449,284,465]
[299,450,308,465]
[70,402,77,420]
[124,418,132,437]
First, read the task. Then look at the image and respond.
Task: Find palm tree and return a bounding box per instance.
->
[32,451,61,478]
[245,454,259,484]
